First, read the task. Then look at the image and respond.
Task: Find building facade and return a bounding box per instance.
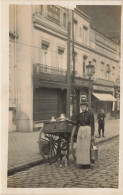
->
[9,5,120,132]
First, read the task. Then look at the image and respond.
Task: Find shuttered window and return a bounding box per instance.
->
[33,88,60,121]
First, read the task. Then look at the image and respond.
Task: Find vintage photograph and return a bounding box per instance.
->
[7,3,121,189]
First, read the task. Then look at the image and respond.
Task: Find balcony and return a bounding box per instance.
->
[33,63,67,76]
[33,63,67,88]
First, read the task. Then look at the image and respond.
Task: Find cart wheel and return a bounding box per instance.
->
[38,126,60,163]
[70,126,78,161]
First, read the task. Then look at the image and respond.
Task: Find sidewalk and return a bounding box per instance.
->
[8,119,120,174]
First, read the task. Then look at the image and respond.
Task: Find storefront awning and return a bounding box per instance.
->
[92,93,117,102]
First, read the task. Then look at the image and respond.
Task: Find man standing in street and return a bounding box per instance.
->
[97,109,106,138]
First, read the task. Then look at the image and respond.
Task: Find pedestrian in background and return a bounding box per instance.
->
[97,109,106,138]
[74,100,95,168]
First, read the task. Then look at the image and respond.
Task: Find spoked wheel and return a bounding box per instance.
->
[38,126,60,163]
[70,126,78,162]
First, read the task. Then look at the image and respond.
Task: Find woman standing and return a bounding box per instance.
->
[75,100,95,167]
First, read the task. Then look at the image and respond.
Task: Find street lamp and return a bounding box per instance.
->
[86,61,94,109]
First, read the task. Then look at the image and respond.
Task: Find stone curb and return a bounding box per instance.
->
[8,135,119,176]
[8,159,46,176]
[96,135,119,145]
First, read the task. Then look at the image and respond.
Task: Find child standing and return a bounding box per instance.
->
[97,109,106,138]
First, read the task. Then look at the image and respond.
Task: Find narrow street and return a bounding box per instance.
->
[7,137,119,188]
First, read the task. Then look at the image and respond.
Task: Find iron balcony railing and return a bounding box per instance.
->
[33,63,67,76]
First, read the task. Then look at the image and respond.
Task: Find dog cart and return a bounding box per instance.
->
[38,118,77,164]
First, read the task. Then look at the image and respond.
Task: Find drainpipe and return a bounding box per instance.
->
[66,10,71,118]
[72,9,76,118]
[72,10,75,77]
[14,5,18,112]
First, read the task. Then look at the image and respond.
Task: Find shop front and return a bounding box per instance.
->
[73,78,89,116]
[33,67,67,122]
[92,81,117,119]
[33,86,67,122]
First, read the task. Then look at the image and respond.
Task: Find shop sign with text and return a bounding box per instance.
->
[93,85,114,92]
[74,79,89,87]
[96,78,114,86]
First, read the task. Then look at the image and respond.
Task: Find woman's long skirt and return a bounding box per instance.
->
[76,126,91,165]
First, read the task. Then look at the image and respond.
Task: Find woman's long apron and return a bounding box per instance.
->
[76,126,91,165]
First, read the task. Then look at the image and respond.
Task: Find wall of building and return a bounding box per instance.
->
[73,11,90,46]
[33,29,67,69]
[16,5,34,131]
[9,5,16,132]
[89,27,120,83]
[9,5,34,132]
[9,5,120,132]
[32,5,68,71]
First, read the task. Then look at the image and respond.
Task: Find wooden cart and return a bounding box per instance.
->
[38,119,78,163]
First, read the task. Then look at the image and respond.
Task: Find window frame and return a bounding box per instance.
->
[41,40,51,67]
[57,46,65,70]
[83,25,88,45]
[63,12,67,28]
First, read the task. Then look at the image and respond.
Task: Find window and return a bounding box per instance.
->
[100,61,104,79]
[112,66,115,82]
[83,25,88,45]
[106,64,111,80]
[63,13,67,27]
[41,40,50,69]
[100,61,104,71]
[58,47,64,70]
[106,64,111,73]
[92,59,96,75]
[40,5,43,15]
[47,5,60,24]
[112,66,115,76]
[74,19,78,40]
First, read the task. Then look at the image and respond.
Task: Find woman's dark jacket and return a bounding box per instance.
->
[72,110,95,136]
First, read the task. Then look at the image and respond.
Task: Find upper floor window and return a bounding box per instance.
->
[100,61,104,78]
[83,25,88,45]
[63,13,67,27]
[40,5,43,15]
[42,40,49,50]
[41,40,51,68]
[106,64,111,73]
[100,61,104,71]
[47,5,60,24]
[112,66,115,76]
[58,47,65,70]
[74,19,78,40]
[106,64,111,80]
[80,27,82,38]
[92,59,96,74]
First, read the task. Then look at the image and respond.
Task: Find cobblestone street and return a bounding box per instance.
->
[7,137,119,188]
